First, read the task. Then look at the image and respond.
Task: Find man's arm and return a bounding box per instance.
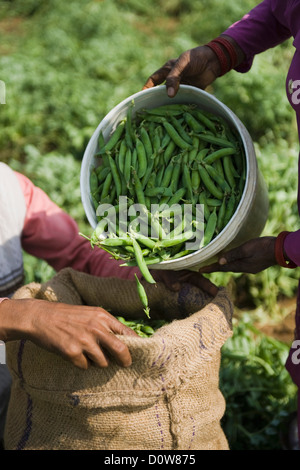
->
[15,171,140,279]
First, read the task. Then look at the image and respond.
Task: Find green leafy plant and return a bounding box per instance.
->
[1,0,299,450]
[220,317,297,450]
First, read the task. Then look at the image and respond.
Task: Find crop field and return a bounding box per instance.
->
[1,0,299,450]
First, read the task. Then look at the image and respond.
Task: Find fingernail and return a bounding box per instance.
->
[219,257,227,265]
[167,87,175,97]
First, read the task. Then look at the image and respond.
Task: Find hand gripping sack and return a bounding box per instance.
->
[4,268,233,450]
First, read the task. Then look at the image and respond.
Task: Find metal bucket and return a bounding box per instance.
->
[80,85,269,270]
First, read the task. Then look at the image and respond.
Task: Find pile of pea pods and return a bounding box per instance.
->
[87,101,246,315]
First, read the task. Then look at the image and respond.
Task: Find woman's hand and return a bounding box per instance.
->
[198,237,277,274]
[142,35,245,98]
[143,46,221,98]
[0,299,138,369]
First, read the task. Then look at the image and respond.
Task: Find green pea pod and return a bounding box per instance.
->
[124,148,132,184]
[160,132,171,151]
[203,208,217,246]
[166,187,186,206]
[133,234,156,250]
[170,115,193,144]
[167,214,188,239]
[182,165,194,201]
[118,139,127,174]
[162,120,192,150]
[139,126,153,160]
[197,134,236,150]
[152,127,161,155]
[133,171,146,206]
[195,148,209,163]
[223,192,236,227]
[141,104,187,116]
[100,237,133,247]
[131,147,137,168]
[213,158,225,180]
[216,196,227,233]
[188,146,199,164]
[234,150,245,175]
[121,255,162,267]
[223,155,236,189]
[125,103,135,150]
[155,165,165,187]
[98,120,126,154]
[184,112,205,133]
[163,140,176,166]
[108,155,122,199]
[170,161,182,193]
[206,198,222,207]
[135,274,150,318]
[96,165,111,183]
[154,229,194,249]
[141,158,154,189]
[203,162,231,193]
[145,172,156,190]
[191,168,201,192]
[161,161,174,188]
[144,187,173,198]
[132,238,156,284]
[100,172,113,201]
[199,192,211,222]
[141,325,155,335]
[199,165,223,200]
[203,147,236,165]
[136,137,148,179]
[189,109,217,134]
[90,169,99,195]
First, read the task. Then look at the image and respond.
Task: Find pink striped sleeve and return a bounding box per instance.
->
[15,172,140,280]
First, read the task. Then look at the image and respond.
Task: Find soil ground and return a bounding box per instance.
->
[251,297,297,344]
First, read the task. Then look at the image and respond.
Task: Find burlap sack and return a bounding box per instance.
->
[4,268,233,450]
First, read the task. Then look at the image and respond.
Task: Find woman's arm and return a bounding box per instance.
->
[143,0,291,96]
[222,0,291,73]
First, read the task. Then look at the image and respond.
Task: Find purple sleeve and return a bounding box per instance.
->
[223,0,291,72]
[284,231,300,267]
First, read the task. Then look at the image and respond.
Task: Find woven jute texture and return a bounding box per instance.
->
[4,268,233,450]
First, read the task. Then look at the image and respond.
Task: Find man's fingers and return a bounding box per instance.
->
[199,261,228,273]
[178,271,219,297]
[143,62,174,89]
[98,333,133,368]
[111,319,139,338]
[164,52,191,96]
[142,76,156,90]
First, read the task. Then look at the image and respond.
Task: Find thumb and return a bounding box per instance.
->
[165,74,180,98]
[165,59,187,97]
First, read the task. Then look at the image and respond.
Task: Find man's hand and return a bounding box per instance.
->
[152,269,219,297]
[198,237,277,274]
[0,299,138,369]
[143,46,221,98]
